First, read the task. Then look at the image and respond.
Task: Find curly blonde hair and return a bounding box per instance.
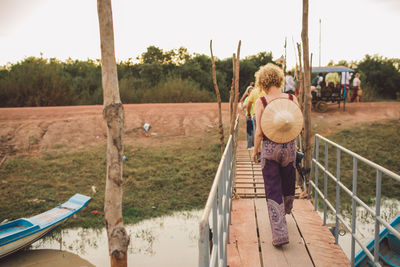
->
[255,63,284,94]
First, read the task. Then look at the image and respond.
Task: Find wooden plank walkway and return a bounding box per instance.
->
[228,141,350,267]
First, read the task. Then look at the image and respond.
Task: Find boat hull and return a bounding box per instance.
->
[0,194,91,259]
[0,219,66,258]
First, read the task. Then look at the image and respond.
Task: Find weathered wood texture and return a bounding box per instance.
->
[210,40,225,155]
[227,199,261,267]
[97,0,129,266]
[255,198,313,267]
[234,141,265,198]
[229,141,349,267]
[292,200,350,267]
[301,0,313,194]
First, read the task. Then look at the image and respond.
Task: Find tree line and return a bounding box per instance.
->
[0,47,398,107]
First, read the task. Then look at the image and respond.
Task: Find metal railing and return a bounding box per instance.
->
[198,115,239,267]
[310,134,400,267]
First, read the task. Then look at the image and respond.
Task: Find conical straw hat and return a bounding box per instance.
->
[261,98,304,143]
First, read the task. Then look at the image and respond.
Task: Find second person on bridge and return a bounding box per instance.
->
[252,63,303,247]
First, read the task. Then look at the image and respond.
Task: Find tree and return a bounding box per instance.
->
[356,55,400,98]
[97,0,130,266]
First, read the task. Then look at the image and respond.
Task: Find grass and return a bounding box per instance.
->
[316,119,400,210]
[0,133,222,228]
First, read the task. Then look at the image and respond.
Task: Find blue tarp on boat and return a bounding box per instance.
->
[312,66,354,73]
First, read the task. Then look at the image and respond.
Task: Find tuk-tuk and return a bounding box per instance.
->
[311,66,354,112]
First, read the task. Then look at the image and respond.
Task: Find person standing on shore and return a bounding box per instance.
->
[284,71,295,95]
[351,73,362,102]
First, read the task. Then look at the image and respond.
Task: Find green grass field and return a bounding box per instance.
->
[0,133,221,228]
[0,119,398,229]
[319,119,400,208]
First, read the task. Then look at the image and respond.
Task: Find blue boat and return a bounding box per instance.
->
[0,193,91,258]
[355,215,400,267]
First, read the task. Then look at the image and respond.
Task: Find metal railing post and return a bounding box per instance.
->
[323,142,328,225]
[374,170,382,264]
[335,148,341,244]
[351,157,358,267]
[212,196,217,266]
[314,137,319,211]
[218,173,223,266]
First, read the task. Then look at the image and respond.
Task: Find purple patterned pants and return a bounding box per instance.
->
[261,139,296,246]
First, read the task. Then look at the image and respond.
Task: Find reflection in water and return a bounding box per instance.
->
[29,210,202,267]
[0,249,95,267]
[320,198,400,259]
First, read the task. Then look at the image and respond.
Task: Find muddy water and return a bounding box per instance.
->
[0,210,202,267]
[320,198,400,259]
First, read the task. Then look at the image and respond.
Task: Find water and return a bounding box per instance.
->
[1,199,398,266]
[1,210,202,267]
[319,198,400,259]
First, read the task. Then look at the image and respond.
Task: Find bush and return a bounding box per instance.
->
[141,78,214,103]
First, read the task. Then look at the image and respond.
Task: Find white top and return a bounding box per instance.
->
[318,76,323,85]
[341,72,352,85]
[284,75,295,92]
[353,77,361,87]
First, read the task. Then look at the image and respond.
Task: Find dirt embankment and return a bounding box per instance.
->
[0,102,399,156]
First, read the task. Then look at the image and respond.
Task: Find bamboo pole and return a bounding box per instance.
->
[210,40,225,155]
[97,0,129,266]
[301,0,312,195]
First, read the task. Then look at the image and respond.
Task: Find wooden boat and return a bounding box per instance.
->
[0,193,91,258]
[355,215,400,267]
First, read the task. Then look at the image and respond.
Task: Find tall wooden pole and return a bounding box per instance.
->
[230,41,241,135]
[97,1,129,266]
[210,40,225,155]
[301,0,312,194]
[229,54,236,128]
[296,43,304,110]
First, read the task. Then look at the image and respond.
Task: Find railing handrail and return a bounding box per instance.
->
[199,115,239,267]
[200,134,233,223]
[315,134,400,182]
[311,134,400,267]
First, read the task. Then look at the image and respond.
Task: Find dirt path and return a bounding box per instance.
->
[0,102,399,156]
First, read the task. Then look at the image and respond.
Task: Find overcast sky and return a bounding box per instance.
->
[1,0,399,68]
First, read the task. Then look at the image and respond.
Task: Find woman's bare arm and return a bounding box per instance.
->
[252,98,264,163]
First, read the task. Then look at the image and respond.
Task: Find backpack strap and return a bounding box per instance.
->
[260,96,268,108]
[288,94,294,101]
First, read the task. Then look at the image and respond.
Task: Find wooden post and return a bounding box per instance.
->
[229,54,236,135]
[210,40,225,155]
[230,41,241,135]
[296,43,304,110]
[301,0,312,194]
[97,1,130,266]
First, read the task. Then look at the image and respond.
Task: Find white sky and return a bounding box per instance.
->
[0,0,399,68]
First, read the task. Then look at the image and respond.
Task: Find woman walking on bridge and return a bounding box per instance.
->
[252,63,303,247]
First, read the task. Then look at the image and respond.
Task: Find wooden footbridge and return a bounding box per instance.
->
[227,142,349,267]
[199,117,399,267]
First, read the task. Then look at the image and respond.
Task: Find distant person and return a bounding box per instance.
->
[252,63,302,247]
[351,73,362,102]
[243,87,255,149]
[311,73,324,97]
[247,81,267,139]
[341,72,353,101]
[284,71,295,95]
[325,72,340,87]
[239,81,255,108]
